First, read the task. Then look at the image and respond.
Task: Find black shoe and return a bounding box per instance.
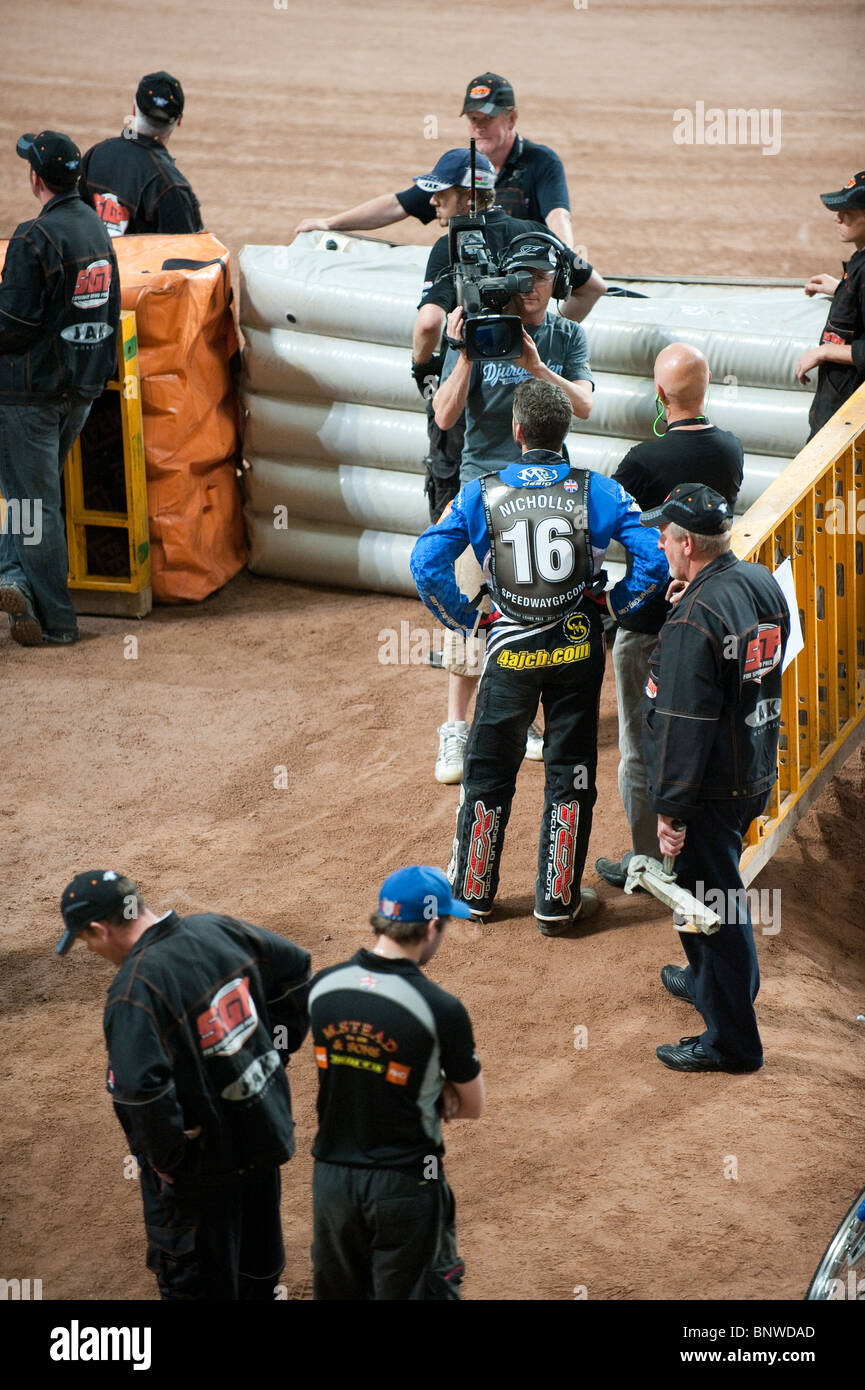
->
[660,964,694,1005]
[655,1036,762,1073]
[0,581,42,646]
[536,889,600,937]
[594,856,627,889]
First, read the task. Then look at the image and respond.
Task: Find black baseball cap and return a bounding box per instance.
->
[57,871,140,955]
[461,73,515,116]
[502,237,559,273]
[820,171,865,212]
[640,483,732,535]
[136,71,184,123]
[16,131,81,187]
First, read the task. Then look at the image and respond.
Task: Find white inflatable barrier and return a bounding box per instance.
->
[239,236,827,597]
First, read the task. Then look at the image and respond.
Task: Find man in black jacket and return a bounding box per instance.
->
[595,343,743,888]
[0,131,120,646]
[796,170,865,439]
[57,870,312,1299]
[81,72,203,238]
[639,485,789,1074]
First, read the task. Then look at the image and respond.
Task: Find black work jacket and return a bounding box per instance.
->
[0,189,120,403]
[643,550,790,818]
[104,912,311,1188]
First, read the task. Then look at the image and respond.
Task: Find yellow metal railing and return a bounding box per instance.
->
[733,380,865,881]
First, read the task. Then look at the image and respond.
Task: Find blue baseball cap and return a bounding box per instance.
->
[377,866,473,921]
[413,148,496,194]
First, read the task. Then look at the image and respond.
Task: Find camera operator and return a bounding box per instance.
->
[411,149,605,524]
[427,236,595,784]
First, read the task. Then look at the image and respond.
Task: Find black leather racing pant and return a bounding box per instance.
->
[449,608,606,920]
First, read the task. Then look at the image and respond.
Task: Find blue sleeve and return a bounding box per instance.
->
[532,147,570,217]
[396,183,437,225]
[587,476,670,620]
[410,486,485,631]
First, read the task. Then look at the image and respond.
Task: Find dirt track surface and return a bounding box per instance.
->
[2,0,865,1303]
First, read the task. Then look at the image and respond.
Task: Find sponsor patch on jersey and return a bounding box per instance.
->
[315,1046,328,1069]
[497,643,590,670]
[745,697,783,728]
[645,674,658,698]
[516,465,558,485]
[469,85,491,97]
[220,1049,281,1102]
[743,623,782,681]
[563,612,590,644]
[359,974,378,991]
[386,1061,411,1086]
[106,1066,115,1092]
[563,478,579,492]
[822,330,846,345]
[197,976,258,1057]
[93,192,130,236]
[71,259,113,309]
[61,321,114,345]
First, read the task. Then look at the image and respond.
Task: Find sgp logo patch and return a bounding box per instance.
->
[71,259,113,309]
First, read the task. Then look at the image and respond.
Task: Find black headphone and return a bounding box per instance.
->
[500,231,572,301]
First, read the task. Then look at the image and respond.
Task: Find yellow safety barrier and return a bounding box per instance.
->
[733,380,865,884]
[64,309,151,617]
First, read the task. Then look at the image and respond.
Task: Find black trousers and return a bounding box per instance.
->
[672,793,768,1070]
[450,616,606,918]
[312,1162,464,1301]
[140,1163,285,1300]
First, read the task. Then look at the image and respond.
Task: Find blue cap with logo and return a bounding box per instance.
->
[377,866,473,921]
[413,148,496,194]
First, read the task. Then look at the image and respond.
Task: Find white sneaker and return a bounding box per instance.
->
[435,721,468,784]
[525,723,544,761]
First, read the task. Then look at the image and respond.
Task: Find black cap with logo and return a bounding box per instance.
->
[16,131,81,187]
[820,171,865,212]
[57,871,141,955]
[640,483,733,535]
[136,71,185,123]
[460,73,515,116]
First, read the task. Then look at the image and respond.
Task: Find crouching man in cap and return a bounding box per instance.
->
[640,485,790,1073]
[57,870,311,1299]
[0,131,120,645]
[309,866,484,1300]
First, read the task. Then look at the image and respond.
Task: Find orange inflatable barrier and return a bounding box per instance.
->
[113,234,246,602]
[0,232,246,604]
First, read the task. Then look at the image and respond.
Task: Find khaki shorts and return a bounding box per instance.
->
[442,547,490,678]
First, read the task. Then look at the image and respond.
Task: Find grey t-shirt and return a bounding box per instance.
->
[439,312,594,483]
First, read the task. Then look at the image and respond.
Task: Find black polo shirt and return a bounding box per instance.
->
[808,248,865,438]
[310,948,480,1174]
[418,206,593,314]
[613,425,744,634]
[396,133,570,226]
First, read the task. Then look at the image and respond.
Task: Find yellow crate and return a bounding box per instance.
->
[64,309,151,617]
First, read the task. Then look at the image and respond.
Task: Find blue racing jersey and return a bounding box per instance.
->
[410,450,669,637]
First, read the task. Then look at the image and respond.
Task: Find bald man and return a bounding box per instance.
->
[595,344,745,890]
